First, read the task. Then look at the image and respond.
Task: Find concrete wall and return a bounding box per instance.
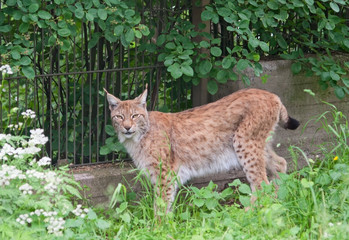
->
[74,58,349,206]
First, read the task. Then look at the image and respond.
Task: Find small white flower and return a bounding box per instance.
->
[16,213,32,225]
[0,65,13,75]
[328,222,334,227]
[21,109,36,119]
[37,157,51,166]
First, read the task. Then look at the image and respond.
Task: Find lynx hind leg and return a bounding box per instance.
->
[265,143,287,180]
[233,135,270,192]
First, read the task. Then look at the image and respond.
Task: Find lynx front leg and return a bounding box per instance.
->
[151,169,178,214]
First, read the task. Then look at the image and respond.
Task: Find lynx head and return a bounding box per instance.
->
[104,87,149,143]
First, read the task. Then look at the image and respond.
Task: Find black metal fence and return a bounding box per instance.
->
[0,0,193,165]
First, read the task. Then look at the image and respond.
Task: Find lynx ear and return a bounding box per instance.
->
[104,88,121,111]
[135,84,148,108]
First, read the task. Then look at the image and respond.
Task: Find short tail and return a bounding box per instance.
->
[280,104,300,130]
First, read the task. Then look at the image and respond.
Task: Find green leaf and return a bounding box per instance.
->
[125,9,135,17]
[334,86,345,99]
[98,9,108,20]
[259,41,269,52]
[19,56,31,66]
[100,146,112,155]
[88,33,101,49]
[64,185,82,199]
[222,56,233,69]
[75,9,84,19]
[96,219,111,230]
[38,10,52,20]
[87,209,98,220]
[139,24,150,36]
[125,29,135,43]
[114,25,124,37]
[248,38,259,49]
[210,47,222,57]
[0,25,12,33]
[236,59,249,71]
[22,66,35,79]
[277,34,288,49]
[267,1,279,10]
[134,30,142,39]
[19,23,29,33]
[11,50,21,60]
[239,195,251,207]
[217,7,232,17]
[199,41,210,48]
[305,0,314,5]
[168,63,182,79]
[205,198,218,210]
[201,10,214,21]
[29,3,40,13]
[330,2,340,12]
[181,65,194,77]
[199,60,212,75]
[291,62,302,74]
[217,70,228,83]
[105,125,116,136]
[207,80,218,95]
[165,42,176,50]
[239,184,251,194]
[330,71,340,81]
[193,198,205,207]
[86,12,94,21]
[156,35,166,46]
[343,78,349,88]
[6,0,17,6]
[58,28,71,37]
[121,212,131,223]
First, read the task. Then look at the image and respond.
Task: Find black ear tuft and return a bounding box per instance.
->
[285,117,300,130]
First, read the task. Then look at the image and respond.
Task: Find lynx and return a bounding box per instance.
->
[105,87,299,210]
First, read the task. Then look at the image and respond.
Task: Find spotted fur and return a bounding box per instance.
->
[105,88,299,210]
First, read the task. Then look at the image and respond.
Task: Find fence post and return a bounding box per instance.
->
[192,0,211,107]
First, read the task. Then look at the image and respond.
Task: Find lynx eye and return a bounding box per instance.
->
[132,114,140,119]
[114,115,124,120]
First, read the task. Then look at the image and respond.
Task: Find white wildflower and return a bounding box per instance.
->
[26,169,45,179]
[45,214,65,236]
[72,205,89,218]
[0,143,16,161]
[19,183,34,195]
[28,128,48,146]
[0,64,13,75]
[44,182,58,194]
[21,109,36,119]
[37,156,51,166]
[0,133,12,142]
[0,164,26,186]
[16,213,32,225]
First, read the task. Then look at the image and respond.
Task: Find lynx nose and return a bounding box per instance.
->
[124,126,131,131]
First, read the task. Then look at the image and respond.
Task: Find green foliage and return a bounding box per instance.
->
[200,0,349,97]
[0,0,149,77]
